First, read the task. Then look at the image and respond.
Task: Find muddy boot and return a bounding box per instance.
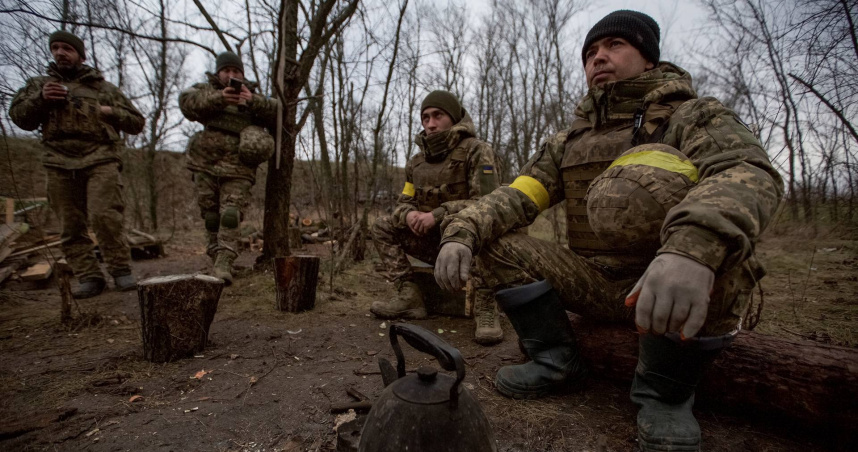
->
[494,280,587,399]
[474,289,503,345]
[113,274,137,292]
[631,333,724,452]
[205,231,219,265]
[72,277,106,299]
[370,280,427,319]
[213,250,237,286]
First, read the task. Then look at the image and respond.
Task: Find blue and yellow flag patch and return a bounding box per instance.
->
[482,165,494,174]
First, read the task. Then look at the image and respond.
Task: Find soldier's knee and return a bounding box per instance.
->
[204,211,220,232]
[371,215,395,238]
[221,207,240,229]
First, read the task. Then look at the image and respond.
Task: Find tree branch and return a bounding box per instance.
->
[191,0,233,53]
[788,72,858,144]
[0,8,216,55]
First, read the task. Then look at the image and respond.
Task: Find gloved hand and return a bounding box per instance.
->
[625,253,715,339]
[434,242,472,291]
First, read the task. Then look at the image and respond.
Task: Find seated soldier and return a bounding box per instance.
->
[371,90,504,345]
[434,10,783,451]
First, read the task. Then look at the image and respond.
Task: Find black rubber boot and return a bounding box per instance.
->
[631,333,723,452]
[72,278,106,299]
[494,280,587,399]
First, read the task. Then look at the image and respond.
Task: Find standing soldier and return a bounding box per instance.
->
[371,90,504,345]
[179,52,278,285]
[434,10,783,451]
[10,31,145,298]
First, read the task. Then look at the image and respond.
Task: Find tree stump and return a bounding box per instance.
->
[138,274,224,362]
[274,255,320,312]
[568,315,858,443]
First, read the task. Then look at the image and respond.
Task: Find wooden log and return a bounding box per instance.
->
[55,260,73,324]
[137,274,224,362]
[273,255,320,312]
[569,317,858,441]
[20,261,53,281]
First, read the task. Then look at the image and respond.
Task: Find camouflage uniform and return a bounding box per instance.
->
[179,73,278,258]
[9,63,145,281]
[373,113,500,282]
[442,63,783,336]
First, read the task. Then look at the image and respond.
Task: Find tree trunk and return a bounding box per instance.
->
[273,255,320,312]
[569,317,858,441]
[138,274,224,362]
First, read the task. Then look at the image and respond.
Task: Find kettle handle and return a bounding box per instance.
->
[389,323,466,408]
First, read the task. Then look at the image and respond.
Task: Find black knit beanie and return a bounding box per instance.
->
[421,90,464,124]
[49,30,86,60]
[581,10,660,66]
[216,52,244,74]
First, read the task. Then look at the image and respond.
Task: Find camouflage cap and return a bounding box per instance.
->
[586,143,697,250]
[239,125,274,167]
[49,30,86,59]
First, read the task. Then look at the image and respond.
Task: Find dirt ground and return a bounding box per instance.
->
[0,230,855,452]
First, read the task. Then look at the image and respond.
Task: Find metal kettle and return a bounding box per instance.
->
[359,323,497,452]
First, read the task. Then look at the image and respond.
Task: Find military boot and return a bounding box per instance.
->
[494,280,587,399]
[370,280,427,319]
[205,231,219,264]
[631,333,724,452]
[213,250,237,286]
[474,288,503,345]
[113,274,137,292]
[72,277,106,299]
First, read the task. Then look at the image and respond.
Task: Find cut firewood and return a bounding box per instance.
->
[138,274,224,362]
[20,262,53,281]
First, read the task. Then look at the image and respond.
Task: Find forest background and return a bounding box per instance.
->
[1,0,856,255]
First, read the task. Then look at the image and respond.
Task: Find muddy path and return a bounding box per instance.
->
[0,238,847,451]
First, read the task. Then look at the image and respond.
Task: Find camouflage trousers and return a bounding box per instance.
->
[474,232,756,336]
[46,162,131,281]
[193,171,251,258]
[371,214,443,282]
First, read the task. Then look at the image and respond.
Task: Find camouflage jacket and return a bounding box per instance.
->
[179,73,278,182]
[9,63,145,170]
[392,114,500,228]
[442,63,784,273]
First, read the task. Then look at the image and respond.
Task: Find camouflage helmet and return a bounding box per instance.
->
[586,143,698,250]
[239,125,275,167]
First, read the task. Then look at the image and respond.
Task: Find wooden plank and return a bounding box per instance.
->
[8,241,62,259]
[20,262,53,281]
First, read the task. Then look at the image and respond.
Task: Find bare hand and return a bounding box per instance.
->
[413,212,436,235]
[99,105,113,117]
[625,253,715,339]
[238,85,252,105]
[42,82,67,101]
[405,211,420,234]
[435,242,472,291]
[223,87,242,105]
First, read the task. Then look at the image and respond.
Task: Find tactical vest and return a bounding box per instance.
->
[561,99,687,256]
[41,81,108,142]
[410,139,475,211]
[205,105,253,135]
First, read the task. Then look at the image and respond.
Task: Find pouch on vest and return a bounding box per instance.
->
[239,125,275,167]
[41,82,106,142]
[206,105,253,135]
